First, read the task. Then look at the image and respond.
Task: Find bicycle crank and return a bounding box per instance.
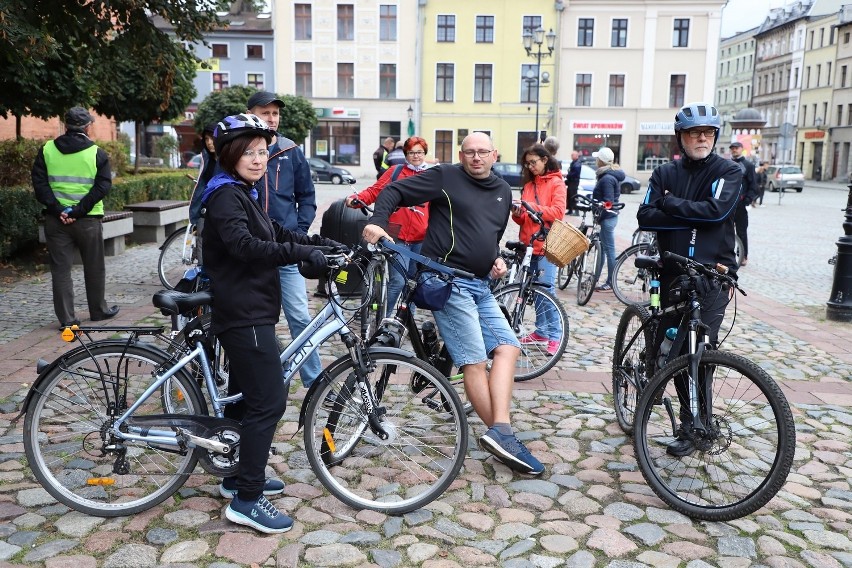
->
[194,425,241,476]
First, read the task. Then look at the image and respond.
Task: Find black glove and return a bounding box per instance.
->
[298,249,328,279]
[323,238,349,253]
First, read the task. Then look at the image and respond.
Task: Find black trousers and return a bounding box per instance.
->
[734,203,749,260]
[219,324,288,501]
[566,180,579,212]
[44,215,109,324]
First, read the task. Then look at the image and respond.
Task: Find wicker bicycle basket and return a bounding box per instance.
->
[543,219,590,268]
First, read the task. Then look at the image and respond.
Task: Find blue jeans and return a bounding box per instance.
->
[386,241,422,317]
[279,264,322,387]
[530,255,562,341]
[432,277,520,368]
[599,215,618,286]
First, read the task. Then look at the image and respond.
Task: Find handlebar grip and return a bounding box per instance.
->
[662,250,691,266]
[520,200,544,224]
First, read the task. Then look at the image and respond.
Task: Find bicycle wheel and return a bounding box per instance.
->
[23,344,206,517]
[556,259,575,290]
[612,305,655,434]
[158,227,197,290]
[493,283,569,381]
[304,352,467,514]
[734,233,744,267]
[358,257,388,340]
[633,350,795,521]
[577,238,601,306]
[612,243,656,306]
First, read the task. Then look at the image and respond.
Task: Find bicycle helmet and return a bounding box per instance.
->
[213,113,275,155]
[674,102,721,154]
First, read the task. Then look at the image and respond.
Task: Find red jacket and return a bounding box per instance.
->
[512,170,567,256]
[355,165,429,242]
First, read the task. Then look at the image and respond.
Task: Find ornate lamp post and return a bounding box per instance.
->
[523,26,556,143]
[827,186,852,321]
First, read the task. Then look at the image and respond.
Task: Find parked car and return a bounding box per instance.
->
[492,162,524,188]
[766,165,804,192]
[185,153,202,169]
[307,158,356,184]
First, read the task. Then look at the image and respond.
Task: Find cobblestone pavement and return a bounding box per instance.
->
[0,182,851,567]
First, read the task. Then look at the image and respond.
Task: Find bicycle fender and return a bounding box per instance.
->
[14,340,198,421]
[297,346,416,431]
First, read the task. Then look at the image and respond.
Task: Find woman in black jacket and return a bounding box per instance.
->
[201,114,340,534]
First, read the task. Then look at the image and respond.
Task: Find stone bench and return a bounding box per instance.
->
[124,200,190,244]
[38,211,134,263]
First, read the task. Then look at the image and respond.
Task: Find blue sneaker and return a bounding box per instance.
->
[219,477,285,499]
[478,428,544,475]
[225,495,293,534]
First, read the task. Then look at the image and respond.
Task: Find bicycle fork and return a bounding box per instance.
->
[345,338,389,440]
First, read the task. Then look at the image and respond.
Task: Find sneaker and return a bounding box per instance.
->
[519,332,548,344]
[595,283,613,291]
[225,495,293,534]
[546,340,560,355]
[219,477,286,499]
[478,428,544,475]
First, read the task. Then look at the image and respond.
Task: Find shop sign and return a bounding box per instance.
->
[570,120,625,131]
[804,130,825,139]
[316,107,361,119]
[639,122,675,133]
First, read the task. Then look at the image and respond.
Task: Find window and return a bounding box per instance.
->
[380,5,397,41]
[212,72,229,91]
[838,104,843,127]
[520,64,537,102]
[608,74,625,107]
[673,19,689,47]
[842,65,847,88]
[523,15,542,33]
[476,16,494,43]
[295,62,312,97]
[435,130,453,163]
[211,43,228,58]
[437,14,455,42]
[576,73,591,106]
[379,121,401,146]
[247,73,264,90]
[816,64,821,87]
[848,104,852,126]
[295,4,312,40]
[379,63,396,99]
[337,63,354,98]
[846,32,850,44]
[669,74,685,107]
[578,18,594,47]
[246,44,263,59]
[636,135,679,171]
[338,4,354,41]
[611,19,627,47]
[436,63,454,102]
[311,121,360,165]
[474,64,493,102]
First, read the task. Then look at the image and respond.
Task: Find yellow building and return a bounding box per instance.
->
[419,1,562,164]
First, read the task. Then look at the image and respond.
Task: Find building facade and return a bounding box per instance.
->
[557,0,725,183]
[716,29,758,154]
[830,6,852,181]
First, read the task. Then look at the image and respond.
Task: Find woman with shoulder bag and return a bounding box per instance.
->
[591,147,625,292]
[511,144,567,355]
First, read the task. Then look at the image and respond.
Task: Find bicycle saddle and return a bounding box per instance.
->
[634,255,661,270]
[153,290,214,316]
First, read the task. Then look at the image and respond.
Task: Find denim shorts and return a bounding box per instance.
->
[432,277,521,368]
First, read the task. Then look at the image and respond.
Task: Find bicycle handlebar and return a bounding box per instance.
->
[348,196,373,216]
[575,194,626,212]
[662,251,737,284]
[377,238,475,279]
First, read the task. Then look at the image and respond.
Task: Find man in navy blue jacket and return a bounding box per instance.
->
[248,91,321,387]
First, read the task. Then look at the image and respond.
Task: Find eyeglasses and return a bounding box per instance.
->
[407,151,425,157]
[241,149,270,159]
[685,128,717,139]
[461,149,494,158]
[525,158,541,168]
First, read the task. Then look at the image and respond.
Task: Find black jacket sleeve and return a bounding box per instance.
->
[31,147,64,216]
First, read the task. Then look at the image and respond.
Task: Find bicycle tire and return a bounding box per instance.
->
[556,258,576,290]
[734,233,744,267]
[303,352,468,514]
[358,257,388,340]
[612,243,656,307]
[23,343,206,517]
[612,305,655,434]
[493,283,569,381]
[633,350,795,521]
[577,238,601,306]
[158,227,197,290]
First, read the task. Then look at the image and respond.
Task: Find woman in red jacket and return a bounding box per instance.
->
[345,136,430,315]
[511,144,567,355]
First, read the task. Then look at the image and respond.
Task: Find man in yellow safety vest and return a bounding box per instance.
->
[32,107,120,329]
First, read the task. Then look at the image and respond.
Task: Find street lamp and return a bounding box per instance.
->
[406,105,414,136]
[523,26,556,143]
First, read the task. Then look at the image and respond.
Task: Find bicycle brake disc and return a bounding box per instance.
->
[195,425,240,476]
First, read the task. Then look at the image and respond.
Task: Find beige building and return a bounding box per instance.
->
[716,29,758,155]
[556,0,726,183]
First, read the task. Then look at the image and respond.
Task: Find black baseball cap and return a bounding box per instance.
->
[247,91,285,110]
[729,141,743,148]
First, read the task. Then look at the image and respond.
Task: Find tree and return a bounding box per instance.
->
[194,87,318,143]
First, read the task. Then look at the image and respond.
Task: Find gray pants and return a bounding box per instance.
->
[44,215,109,323]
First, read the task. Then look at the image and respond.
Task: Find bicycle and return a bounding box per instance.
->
[20,249,468,517]
[574,195,626,306]
[620,251,795,521]
[158,222,199,290]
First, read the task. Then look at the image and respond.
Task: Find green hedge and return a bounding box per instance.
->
[0,138,131,187]
[0,172,194,260]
